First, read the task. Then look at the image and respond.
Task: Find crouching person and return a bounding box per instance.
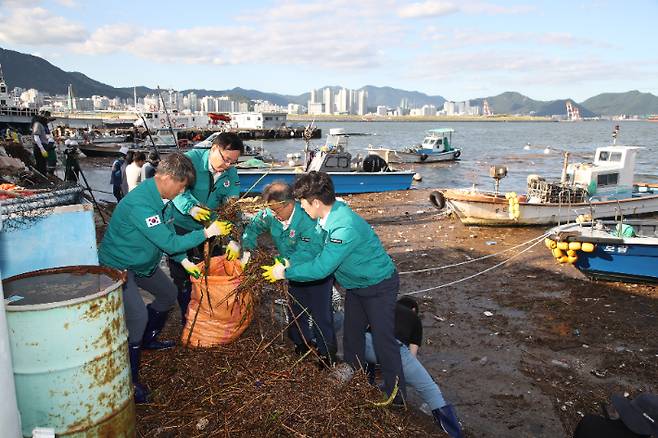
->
[98,152,232,403]
[242,181,336,367]
[365,297,464,437]
[261,171,405,402]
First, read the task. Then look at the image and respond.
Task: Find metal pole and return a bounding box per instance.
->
[157,86,179,149]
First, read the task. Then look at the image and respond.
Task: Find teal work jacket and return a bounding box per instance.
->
[285,201,396,289]
[172,148,240,231]
[99,178,206,277]
[241,201,324,264]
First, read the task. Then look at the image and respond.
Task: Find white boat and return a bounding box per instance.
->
[367,128,461,163]
[192,132,273,162]
[432,145,658,226]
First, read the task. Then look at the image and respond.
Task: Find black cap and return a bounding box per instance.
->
[612,393,658,437]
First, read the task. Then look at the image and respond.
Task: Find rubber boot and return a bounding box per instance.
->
[142,304,176,350]
[432,404,464,438]
[128,343,149,404]
[318,348,336,370]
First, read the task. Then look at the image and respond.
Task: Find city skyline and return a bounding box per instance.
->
[1,0,657,102]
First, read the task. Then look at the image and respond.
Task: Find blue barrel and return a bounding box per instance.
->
[3,266,135,437]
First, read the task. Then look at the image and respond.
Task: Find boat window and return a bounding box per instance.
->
[597,173,619,186]
[598,151,609,161]
[609,152,622,162]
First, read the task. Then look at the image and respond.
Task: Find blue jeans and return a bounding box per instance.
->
[364,332,446,411]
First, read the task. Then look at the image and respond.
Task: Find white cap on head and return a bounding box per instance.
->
[119,146,130,155]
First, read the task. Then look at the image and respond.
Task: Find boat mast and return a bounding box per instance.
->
[560,151,570,185]
[157,86,179,149]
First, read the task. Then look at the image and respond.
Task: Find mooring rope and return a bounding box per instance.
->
[398,232,549,275]
[401,233,548,296]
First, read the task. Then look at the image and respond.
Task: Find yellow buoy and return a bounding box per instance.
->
[557,241,569,250]
[544,238,556,249]
[568,241,581,251]
[581,242,595,253]
[557,256,569,264]
[567,255,578,264]
[567,249,577,257]
[552,248,564,258]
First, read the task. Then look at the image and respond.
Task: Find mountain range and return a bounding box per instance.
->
[2,47,658,116]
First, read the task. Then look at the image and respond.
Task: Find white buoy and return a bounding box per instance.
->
[543,147,551,154]
[523,142,531,150]
[413,172,422,181]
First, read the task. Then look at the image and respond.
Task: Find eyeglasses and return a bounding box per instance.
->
[217,148,238,165]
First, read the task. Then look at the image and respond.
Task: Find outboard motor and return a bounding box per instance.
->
[362,154,390,172]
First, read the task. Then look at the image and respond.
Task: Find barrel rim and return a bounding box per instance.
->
[3,265,125,312]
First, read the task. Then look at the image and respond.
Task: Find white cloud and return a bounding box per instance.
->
[397,1,459,18]
[0,5,87,45]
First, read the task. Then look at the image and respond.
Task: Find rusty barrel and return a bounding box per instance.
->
[2,266,135,437]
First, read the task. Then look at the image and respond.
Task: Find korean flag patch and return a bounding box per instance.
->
[223,180,231,188]
[145,215,161,228]
[289,229,296,238]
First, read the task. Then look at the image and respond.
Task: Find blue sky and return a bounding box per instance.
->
[1,0,657,101]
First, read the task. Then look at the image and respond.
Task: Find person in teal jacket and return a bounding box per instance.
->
[261,171,405,401]
[242,181,336,366]
[99,153,232,403]
[168,132,244,324]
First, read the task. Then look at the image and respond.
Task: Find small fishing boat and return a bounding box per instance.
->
[238,128,415,194]
[367,128,461,163]
[432,145,658,226]
[545,219,658,283]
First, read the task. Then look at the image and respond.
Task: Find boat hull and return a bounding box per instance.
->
[368,148,460,164]
[548,223,658,283]
[442,189,658,226]
[238,170,414,194]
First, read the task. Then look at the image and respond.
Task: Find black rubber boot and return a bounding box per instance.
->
[142,305,176,350]
[318,346,337,370]
[294,343,310,355]
[432,404,464,438]
[128,343,149,404]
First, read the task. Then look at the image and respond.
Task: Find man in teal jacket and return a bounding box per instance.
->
[169,132,244,324]
[262,171,405,401]
[242,182,336,366]
[99,153,232,403]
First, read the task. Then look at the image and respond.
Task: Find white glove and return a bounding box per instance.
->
[204,220,233,238]
[240,251,251,268]
[225,240,240,261]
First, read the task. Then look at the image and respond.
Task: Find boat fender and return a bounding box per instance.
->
[568,242,581,251]
[454,150,461,159]
[420,154,428,161]
[567,255,578,264]
[557,255,569,264]
[429,191,446,210]
[505,192,520,220]
[557,241,569,250]
[544,238,557,249]
[581,242,595,253]
[552,248,564,258]
[567,249,577,257]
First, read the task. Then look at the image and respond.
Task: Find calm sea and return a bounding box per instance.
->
[81,120,658,200]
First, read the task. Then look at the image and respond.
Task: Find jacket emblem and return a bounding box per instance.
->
[330,238,343,244]
[223,180,231,188]
[289,229,296,238]
[145,215,161,227]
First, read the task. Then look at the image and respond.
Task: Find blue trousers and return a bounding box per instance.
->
[287,276,336,356]
[365,333,447,410]
[343,272,405,398]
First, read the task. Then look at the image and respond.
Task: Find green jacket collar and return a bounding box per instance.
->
[320,201,343,230]
[143,177,165,208]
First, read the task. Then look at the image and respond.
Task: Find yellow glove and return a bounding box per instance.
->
[204,220,233,238]
[190,205,211,222]
[39,147,48,158]
[225,240,240,261]
[261,258,289,283]
[181,258,202,279]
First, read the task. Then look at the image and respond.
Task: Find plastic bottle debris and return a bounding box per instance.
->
[483,311,494,317]
[485,241,497,245]
[551,359,570,369]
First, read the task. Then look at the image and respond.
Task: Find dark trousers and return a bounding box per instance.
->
[33,145,47,174]
[112,185,123,203]
[343,272,405,399]
[287,277,336,356]
[573,415,645,438]
[123,268,177,343]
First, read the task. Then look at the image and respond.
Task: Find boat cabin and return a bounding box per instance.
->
[324,128,349,152]
[420,128,454,153]
[567,146,640,196]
